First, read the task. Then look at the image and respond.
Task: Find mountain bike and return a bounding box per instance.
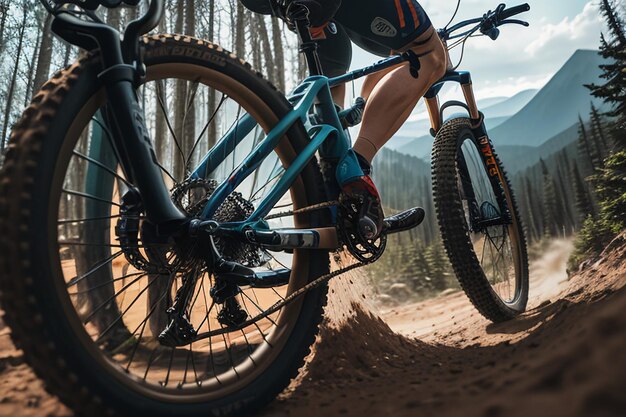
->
[0,0,530,415]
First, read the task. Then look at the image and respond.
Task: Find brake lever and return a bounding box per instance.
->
[499,19,529,27]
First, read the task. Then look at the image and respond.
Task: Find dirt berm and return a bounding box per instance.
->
[0,237,625,417]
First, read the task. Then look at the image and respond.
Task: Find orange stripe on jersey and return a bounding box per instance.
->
[406,0,419,28]
[394,0,406,28]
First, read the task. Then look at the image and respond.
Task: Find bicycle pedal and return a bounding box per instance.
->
[383,207,425,234]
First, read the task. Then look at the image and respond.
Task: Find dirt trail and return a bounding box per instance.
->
[259,237,626,417]
[1,237,625,417]
[383,239,574,345]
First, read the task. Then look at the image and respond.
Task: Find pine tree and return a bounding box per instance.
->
[523,177,540,240]
[571,0,626,268]
[572,162,595,224]
[590,103,610,151]
[540,159,559,237]
[587,0,626,150]
[592,152,626,232]
[425,242,451,292]
[577,116,599,172]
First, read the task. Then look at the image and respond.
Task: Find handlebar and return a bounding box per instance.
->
[441,3,530,41]
[43,0,164,64]
[499,3,530,20]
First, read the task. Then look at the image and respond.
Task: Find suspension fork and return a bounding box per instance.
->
[101,74,186,228]
[52,11,187,232]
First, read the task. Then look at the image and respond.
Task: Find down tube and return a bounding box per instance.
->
[199,105,310,219]
[191,113,258,180]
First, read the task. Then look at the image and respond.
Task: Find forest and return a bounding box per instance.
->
[0,0,306,153]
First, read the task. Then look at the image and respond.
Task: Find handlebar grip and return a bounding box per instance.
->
[500,3,530,20]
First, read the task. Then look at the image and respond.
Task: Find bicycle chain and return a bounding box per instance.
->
[196,258,367,339]
[264,200,340,220]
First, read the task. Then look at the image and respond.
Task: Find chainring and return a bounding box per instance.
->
[338,196,387,264]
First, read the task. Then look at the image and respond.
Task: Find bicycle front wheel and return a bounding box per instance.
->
[432,117,529,322]
[0,35,330,417]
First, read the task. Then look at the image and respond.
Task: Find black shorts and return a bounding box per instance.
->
[318,0,432,77]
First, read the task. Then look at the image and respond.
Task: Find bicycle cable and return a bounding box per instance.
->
[443,0,462,32]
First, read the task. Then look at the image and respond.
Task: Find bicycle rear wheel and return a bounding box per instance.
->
[0,35,330,417]
[432,117,529,322]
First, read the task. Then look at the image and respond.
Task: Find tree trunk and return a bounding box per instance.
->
[271,17,285,91]
[154,16,168,165]
[207,0,218,154]
[33,13,54,94]
[0,1,8,53]
[63,43,73,67]
[24,22,43,106]
[183,0,197,167]
[107,7,122,30]
[235,1,246,57]
[256,15,274,82]
[172,0,187,179]
[1,7,28,150]
[251,14,262,71]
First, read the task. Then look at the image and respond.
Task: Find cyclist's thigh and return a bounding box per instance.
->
[316,22,353,77]
[335,0,433,53]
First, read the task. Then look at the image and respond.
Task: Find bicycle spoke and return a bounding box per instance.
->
[155,81,184,181]
[95,274,162,344]
[82,273,149,325]
[239,291,277,327]
[62,188,121,207]
[186,93,227,173]
[124,272,176,370]
[58,214,124,225]
[68,271,146,296]
[161,347,176,387]
[72,150,133,188]
[65,251,123,288]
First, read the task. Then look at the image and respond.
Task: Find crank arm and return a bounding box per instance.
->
[244,227,339,250]
[190,220,340,250]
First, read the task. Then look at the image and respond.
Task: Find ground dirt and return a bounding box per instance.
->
[1,236,625,417]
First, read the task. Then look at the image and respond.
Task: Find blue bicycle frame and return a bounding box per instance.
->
[178,57,483,251]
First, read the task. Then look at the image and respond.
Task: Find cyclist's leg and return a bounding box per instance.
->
[315,22,352,106]
[353,25,447,162]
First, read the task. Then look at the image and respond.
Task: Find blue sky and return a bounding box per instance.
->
[349,0,608,99]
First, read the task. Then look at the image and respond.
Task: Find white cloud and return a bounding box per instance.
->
[453,1,605,98]
[525,2,604,56]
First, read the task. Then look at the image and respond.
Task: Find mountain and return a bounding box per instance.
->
[391,89,537,158]
[481,89,538,119]
[395,115,511,160]
[497,123,580,174]
[391,49,605,162]
[489,49,606,147]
